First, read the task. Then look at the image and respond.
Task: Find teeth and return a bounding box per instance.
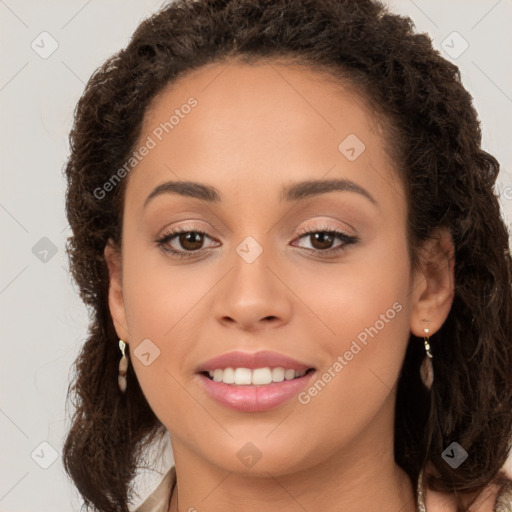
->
[252,367,272,385]
[222,367,235,384]
[206,367,309,385]
[284,369,296,380]
[272,367,285,382]
[234,368,252,385]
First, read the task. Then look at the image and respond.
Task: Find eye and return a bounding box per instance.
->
[293,224,358,255]
[155,226,218,259]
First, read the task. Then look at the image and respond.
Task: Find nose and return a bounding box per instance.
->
[213,243,293,333]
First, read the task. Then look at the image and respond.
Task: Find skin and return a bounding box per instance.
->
[104,60,456,512]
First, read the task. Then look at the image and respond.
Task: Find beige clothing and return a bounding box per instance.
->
[135,465,512,512]
[136,466,175,512]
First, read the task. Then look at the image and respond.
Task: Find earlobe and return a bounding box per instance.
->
[104,239,130,341]
[410,227,455,337]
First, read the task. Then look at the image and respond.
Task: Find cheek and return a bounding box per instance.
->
[119,240,199,410]
[293,226,411,349]
[121,231,201,341]
[298,231,412,403]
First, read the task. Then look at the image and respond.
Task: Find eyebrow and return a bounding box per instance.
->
[143,178,377,208]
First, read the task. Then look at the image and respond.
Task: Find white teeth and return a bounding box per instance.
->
[252,367,272,385]
[222,367,235,384]
[234,368,252,385]
[205,366,309,385]
[284,369,296,380]
[272,367,285,382]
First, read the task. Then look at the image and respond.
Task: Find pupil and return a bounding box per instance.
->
[312,232,333,250]
[181,232,203,250]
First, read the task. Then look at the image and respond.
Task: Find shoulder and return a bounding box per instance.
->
[493,483,512,512]
[464,483,512,512]
[425,482,512,512]
[135,466,176,512]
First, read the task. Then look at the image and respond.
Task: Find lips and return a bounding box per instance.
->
[195,350,317,412]
[196,350,315,373]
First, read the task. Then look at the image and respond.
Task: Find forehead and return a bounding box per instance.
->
[142,59,380,140]
[124,60,402,212]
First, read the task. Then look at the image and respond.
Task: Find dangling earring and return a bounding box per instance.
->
[118,339,129,393]
[420,327,434,390]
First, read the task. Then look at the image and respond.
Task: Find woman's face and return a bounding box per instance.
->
[105,60,450,476]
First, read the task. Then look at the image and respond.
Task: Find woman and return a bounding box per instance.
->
[62,0,512,511]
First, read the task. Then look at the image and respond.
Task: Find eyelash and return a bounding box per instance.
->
[155,224,358,260]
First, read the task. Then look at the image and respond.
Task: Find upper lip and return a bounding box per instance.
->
[196,350,315,372]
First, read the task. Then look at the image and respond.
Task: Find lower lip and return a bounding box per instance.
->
[196,371,315,412]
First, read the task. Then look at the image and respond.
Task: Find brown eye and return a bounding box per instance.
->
[155,227,218,259]
[293,226,358,256]
[176,231,204,251]
[308,232,336,251]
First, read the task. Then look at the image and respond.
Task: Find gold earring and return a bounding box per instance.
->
[420,327,434,389]
[423,328,433,358]
[118,339,129,393]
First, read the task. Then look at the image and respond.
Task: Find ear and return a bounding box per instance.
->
[409,226,455,337]
[104,239,130,342]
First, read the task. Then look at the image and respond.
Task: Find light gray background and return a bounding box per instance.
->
[1,1,511,511]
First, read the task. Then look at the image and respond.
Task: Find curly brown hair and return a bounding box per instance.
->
[62,0,512,511]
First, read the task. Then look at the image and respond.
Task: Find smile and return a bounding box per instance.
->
[195,350,317,412]
[203,367,313,385]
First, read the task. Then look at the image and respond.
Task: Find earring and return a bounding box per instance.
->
[420,327,434,390]
[118,339,129,393]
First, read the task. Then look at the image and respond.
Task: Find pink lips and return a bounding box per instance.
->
[196,350,313,372]
[195,350,316,412]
